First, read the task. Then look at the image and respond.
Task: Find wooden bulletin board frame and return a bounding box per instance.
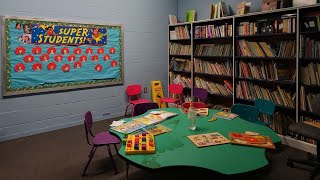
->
[1,16,124,97]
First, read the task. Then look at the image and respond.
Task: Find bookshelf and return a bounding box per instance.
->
[169,22,192,101]
[192,17,234,108]
[168,4,320,148]
[298,5,320,132]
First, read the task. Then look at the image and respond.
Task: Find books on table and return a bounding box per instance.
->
[111,111,177,134]
[214,111,239,120]
[229,132,276,149]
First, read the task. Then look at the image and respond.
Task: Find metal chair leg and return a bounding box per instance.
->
[114,144,119,155]
[107,145,118,174]
[82,146,97,176]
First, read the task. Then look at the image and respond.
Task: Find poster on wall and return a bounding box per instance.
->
[1,16,123,96]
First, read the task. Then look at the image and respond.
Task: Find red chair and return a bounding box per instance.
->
[82,111,120,176]
[181,102,207,110]
[160,84,183,108]
[124,84,150,116]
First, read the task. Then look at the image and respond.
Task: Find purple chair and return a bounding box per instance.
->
[133,102,159,116]
[194,88,208,103]
[82,111,120,176]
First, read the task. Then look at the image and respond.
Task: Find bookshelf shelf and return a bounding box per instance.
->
[194,36,233,41]
[300,58,320,63]
[171,70,191,75]
[301,84,320,89]
[236,77,296,86]
[194,55,232,59]
[235,56,296,60]
[194,72,233,79]
[300,31,320,35]
[299,110,320,119]
[235,98,295,111]
[169,39,191,42]
[235,33,296,39]
[169,54,191,58]
[209,94,233,98]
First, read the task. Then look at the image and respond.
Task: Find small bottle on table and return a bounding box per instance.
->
[188,100,197,130]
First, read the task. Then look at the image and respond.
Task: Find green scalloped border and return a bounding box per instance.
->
[5,18,123,93]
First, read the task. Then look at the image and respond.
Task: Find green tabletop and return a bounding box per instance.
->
[110,108,281,175]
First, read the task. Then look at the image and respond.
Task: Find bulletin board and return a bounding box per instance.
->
[1,16,124,96]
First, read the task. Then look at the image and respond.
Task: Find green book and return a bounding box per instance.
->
[186,10,196,22]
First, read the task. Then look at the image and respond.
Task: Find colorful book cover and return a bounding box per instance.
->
[145,124,172,136]
[229,132,276,149]
[214,111,238,120]
[111,121,147,134]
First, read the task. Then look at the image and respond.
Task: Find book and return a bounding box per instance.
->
[145,124,172,135]
[169,14,177,25]
[186,10,196,22]
[229,132,276,149]
[214,111,239,120]
[187,132,230,147]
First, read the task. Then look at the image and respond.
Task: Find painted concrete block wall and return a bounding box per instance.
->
[0,0,177,141]
[177,0,263,21]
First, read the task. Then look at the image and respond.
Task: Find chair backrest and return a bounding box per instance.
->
[182,102,207,110]
[168,84,183,98]
[133,102,159,116]
[126,84,142,101]
[231,104,260,123]
[254,98,275,116]
[194,88,208,103]
[84,111,93,145]
[311,94,320,115]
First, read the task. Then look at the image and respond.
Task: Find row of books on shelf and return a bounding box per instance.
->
[169,43,191,55]
[236,81,295,108]
[170,58,191,72]
[270,112,295,136]
[238,61,294,81]
[170,73,191,88]
[195,77,233,96]
[238,40,295,57]
[300,36,320,58]
[169,25,191,40]
[299,86,320,112]
[194,44,232,56]
[210,1,229,19]
[237,14,296,36]
[194,24,232,39]
[300,63,320,85]
[194,59,232,76]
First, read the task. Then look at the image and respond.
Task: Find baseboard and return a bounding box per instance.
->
[279,134,317,155]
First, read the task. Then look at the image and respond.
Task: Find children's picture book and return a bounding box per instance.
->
[112,111,177,134]
[229,132,276,149]
[134,111,178,126]
[195,108,209,116]
[145,124,172,136]
[187,132,230,147]
[214,111,238,120]
[111,121,147,134]
[169,14,177,25]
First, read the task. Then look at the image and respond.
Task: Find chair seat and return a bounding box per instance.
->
[129,99,150,105]
[93,132,120,145]
[289,122,320,141]
[160,98,179,103]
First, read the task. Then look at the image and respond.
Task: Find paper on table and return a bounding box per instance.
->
[109,119,126,127]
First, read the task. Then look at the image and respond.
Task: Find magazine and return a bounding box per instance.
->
[214,111,238,120]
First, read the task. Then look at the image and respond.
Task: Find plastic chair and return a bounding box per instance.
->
[194,88,208,103]
[231,104,260,124]
[254,98,275,126]
[181,102,207,110]
[133,102,159,116]
[82,111,120,176]
[124,84,150,116]
[160,84,183,108]
[287,95,320,179]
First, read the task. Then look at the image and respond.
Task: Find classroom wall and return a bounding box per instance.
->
[0,0,177,141]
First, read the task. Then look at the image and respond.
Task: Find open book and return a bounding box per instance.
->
[214,111,238,120]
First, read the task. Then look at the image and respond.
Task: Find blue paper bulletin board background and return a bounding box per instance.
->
[2,17,123,96]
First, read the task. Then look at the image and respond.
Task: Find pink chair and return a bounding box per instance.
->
[124,84,150,116]
[160,84,183,108]
[82,111,120,176]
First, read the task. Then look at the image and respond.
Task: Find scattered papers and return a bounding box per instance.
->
[109,119,126,127]
[214,111,238,120]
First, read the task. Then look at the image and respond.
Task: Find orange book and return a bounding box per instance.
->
[224,80,233,92]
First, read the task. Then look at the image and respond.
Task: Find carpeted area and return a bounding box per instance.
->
[0,117,317,180]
